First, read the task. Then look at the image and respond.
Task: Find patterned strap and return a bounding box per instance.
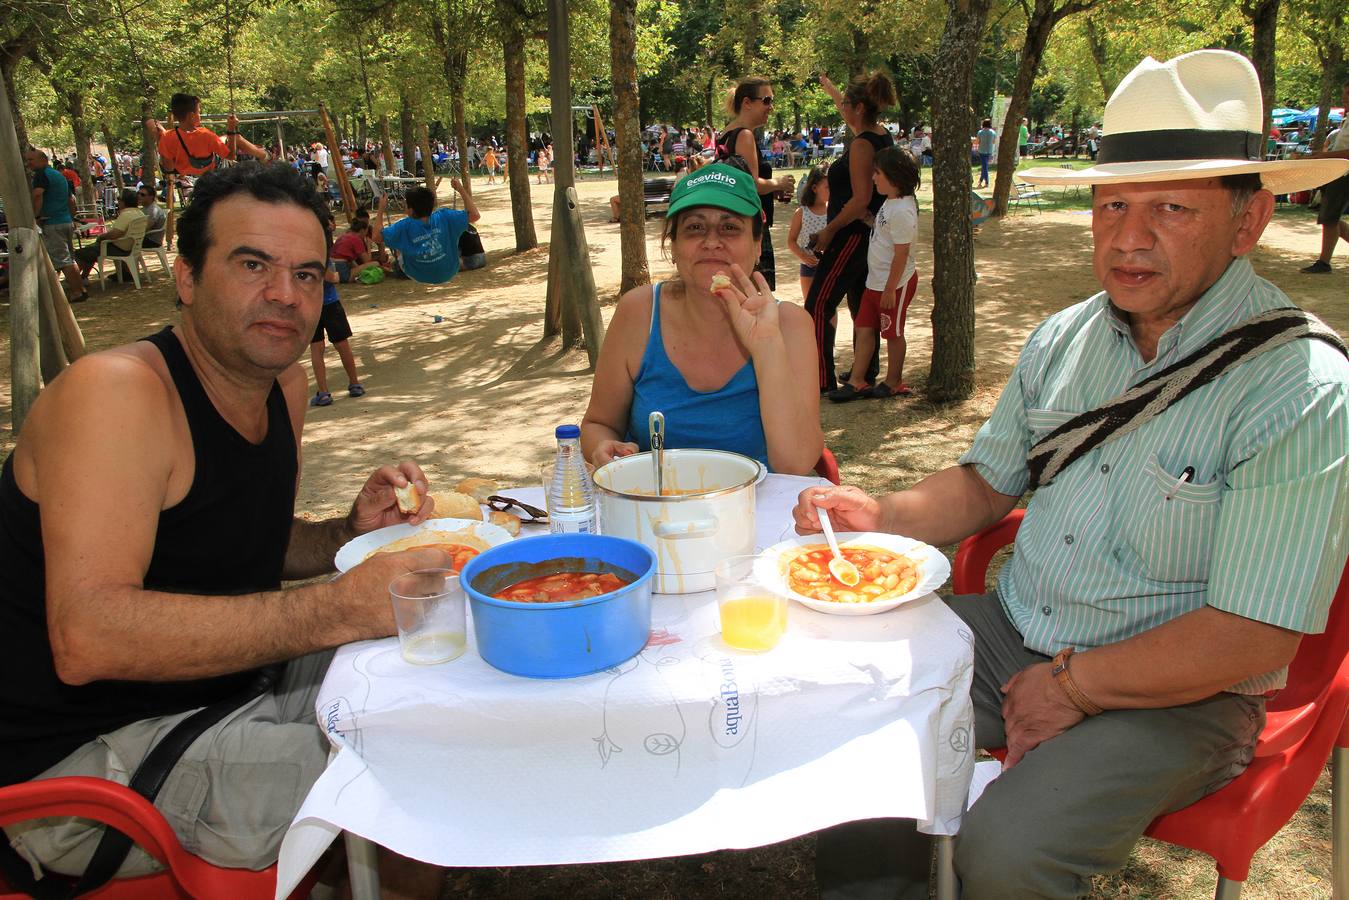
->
[1027,308,1347,490]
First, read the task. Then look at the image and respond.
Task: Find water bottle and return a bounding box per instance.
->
[548,424,597,534]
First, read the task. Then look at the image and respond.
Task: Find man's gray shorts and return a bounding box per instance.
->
[4,650,333,878]
[40,222,75,270]
[1318,173,1349,226]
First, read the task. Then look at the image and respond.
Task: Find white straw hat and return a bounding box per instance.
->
[1020,50,1349,194]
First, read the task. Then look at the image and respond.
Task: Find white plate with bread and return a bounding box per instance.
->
[334,477,522,573]
[334,517,515,574]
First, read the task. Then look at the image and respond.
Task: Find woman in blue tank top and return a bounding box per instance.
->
[580,163,823,474]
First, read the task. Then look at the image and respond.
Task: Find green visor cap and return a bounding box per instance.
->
[665,163,763,218]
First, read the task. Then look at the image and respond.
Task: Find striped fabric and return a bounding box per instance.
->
[959,258,1349,694]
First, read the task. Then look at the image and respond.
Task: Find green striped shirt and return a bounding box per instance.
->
[959,257,1348,694]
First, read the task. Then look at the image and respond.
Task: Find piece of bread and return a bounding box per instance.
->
[455,477,500,503]
[710,272,732,292]
[393,482,422,515]
[488,510,522,536]
[427,491,483,521]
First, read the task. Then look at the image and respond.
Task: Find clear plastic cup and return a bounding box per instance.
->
[715,555,788,651]
[389,569,466,664]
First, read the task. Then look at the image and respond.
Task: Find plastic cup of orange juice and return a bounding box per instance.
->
[715,555,788,651]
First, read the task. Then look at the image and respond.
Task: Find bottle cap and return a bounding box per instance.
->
[555,424,581,439]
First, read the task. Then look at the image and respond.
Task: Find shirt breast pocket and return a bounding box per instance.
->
[1121,453,1223,584]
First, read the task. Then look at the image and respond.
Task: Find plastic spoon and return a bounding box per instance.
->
[649,411,666,497]
[816,507,860,587]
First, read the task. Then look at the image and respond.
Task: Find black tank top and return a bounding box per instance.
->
[826,130,895,238]
[716,126,775,228]
[0,327,298,785]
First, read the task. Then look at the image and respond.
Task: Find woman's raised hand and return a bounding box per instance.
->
[713,264,781,350]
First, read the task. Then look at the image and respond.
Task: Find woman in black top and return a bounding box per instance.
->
[805,71,897,392]
[716,78,796,290]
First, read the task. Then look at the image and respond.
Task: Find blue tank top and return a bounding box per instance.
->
[626,283,770,469]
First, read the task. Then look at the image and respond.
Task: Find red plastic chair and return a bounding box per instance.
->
[953,512,1349,899]
[815,447,841,485]
[0,776,319,900]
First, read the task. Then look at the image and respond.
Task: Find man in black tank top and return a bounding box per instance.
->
[0,163,451,894]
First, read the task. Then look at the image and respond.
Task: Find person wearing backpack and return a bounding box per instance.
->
[147,93,269,177]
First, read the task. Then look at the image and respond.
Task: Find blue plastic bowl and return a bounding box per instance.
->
[460,534,657,679]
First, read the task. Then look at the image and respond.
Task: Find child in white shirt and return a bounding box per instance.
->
[828,146,920,401]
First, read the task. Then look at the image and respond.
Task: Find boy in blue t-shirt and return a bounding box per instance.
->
[308,257,365,407]
[378,178,480,284]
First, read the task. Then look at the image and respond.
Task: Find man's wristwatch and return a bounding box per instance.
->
[1050,647,1104,716]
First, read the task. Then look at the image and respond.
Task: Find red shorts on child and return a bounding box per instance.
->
[854,271,918,340]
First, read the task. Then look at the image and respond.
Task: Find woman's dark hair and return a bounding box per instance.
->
[801,165,828,207]
[406,187,435,218]
[874,146,920,198]
[727,77,772,115]
[843,71,897,125]
[176,161,330,279]
[982,118,992,129]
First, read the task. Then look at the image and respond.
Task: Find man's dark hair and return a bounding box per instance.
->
[120,188,139,209]
[170,93,200,120]
[1219,172,1263,215]
[176,162,331,280]
[406,187,436,218]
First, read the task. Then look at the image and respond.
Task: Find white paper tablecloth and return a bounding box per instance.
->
[275,474,974,898]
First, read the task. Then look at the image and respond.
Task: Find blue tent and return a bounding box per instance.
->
[1291,107,1345,127]
[1271,107,1303,126]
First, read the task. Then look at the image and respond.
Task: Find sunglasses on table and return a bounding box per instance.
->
[486,495,549,523]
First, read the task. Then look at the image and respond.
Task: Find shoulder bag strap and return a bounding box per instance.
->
[1026,308,1346,490]
[0,666,280,899]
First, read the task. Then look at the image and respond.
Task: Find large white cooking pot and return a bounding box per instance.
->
[593,449,767,594]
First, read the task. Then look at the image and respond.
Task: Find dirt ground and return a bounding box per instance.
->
[0,169,1344,898]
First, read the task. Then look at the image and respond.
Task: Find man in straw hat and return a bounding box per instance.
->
[798,50,1348,898]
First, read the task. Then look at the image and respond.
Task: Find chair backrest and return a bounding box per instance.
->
[1269,556,1349,714]
[815,447,841,485]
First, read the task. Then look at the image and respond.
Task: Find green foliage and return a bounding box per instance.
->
[11,0,1345,151]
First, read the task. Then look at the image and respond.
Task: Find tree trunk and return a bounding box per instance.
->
[928,0,995,403]
[500,0,538,252]
[103,123,125,191]
[379,114,396,173]
[64,88,96,207]
[0,41,31,153]
[1311,36,1344,151]
[1244,0,1280,139]
[140,98,159,190]
[1083,17,1113,103]
[399,91,415,174]
[610,0,649,295]
[545,0,604,362]
[704,75,715,132]
[0,80,41,431]
[992,0,1082,216]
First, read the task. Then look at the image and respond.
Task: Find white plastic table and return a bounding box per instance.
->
[274,474,974,899]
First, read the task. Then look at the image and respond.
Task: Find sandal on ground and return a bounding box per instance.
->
[827,383,866,403]
[310,391,333,407]
[68,293,89,303]
[865,383,912,399]
[348,383,366,397]
[1301,260,1332,274]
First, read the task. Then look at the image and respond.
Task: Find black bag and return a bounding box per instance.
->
[459,224,486,270]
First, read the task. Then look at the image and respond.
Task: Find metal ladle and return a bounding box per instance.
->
[816,507,860,587]
[649,411,666,497]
